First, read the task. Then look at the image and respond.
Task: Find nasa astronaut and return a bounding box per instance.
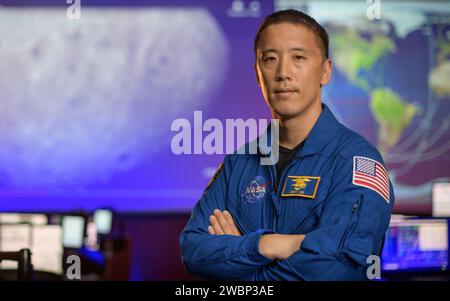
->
[179,9,394,280]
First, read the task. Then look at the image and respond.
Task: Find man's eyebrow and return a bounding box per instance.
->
[261,49,277,55]
[261,47,309,55]
[290,47,309,53]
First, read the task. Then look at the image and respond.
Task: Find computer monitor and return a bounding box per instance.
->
[382,219,448,272]
[93,209,113,235]
[0,213,47,225]
[31,224,63,274]
[61,215,85,249]
[0,223,32,270]
[432,182,450,217]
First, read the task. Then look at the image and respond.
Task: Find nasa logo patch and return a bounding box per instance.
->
[241,176,269,204]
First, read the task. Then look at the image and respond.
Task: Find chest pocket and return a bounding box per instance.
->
[225,175,272,234]
[279,196,319,233]
[226,194,272,234]
[279,177,329,233]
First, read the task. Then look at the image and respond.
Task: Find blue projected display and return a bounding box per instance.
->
[382,219,449,271]
[0,1,449,213]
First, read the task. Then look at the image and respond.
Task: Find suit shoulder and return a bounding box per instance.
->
[335,124,385,164]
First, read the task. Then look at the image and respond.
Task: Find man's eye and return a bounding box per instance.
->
[263,57,276,62]
[294,55,305,61]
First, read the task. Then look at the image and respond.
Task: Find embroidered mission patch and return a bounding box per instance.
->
[281,176,321,199]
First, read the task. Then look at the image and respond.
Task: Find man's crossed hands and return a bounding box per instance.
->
[208,209,305,261]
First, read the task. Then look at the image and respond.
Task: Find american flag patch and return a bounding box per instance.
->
[352,156,390,203]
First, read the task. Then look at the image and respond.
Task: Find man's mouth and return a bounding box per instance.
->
[274,89,298,97]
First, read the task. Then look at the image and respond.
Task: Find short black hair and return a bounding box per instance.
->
[254,9,329,60]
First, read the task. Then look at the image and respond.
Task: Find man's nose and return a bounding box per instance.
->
[276,58,292,81]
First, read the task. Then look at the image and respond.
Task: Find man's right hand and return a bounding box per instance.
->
[207,209,304,261]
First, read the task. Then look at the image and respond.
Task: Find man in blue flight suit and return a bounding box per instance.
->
[179,9,394,280]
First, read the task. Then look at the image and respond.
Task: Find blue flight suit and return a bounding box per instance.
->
[179,104,394,280]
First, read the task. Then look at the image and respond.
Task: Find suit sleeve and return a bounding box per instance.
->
[243,148,394,281]
[179,155,273,280]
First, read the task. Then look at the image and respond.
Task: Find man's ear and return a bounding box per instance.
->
[320,58,332,86]
[254,63,261,87]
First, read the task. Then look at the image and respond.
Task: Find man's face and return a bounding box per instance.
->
[255,22,332,119]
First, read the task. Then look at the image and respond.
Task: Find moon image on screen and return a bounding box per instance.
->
[0,8,229,188]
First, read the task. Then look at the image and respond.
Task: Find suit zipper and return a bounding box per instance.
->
[270,157,299,231]
[337,196,361,256]
[268,163,277,231]
[275,158,299,195]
